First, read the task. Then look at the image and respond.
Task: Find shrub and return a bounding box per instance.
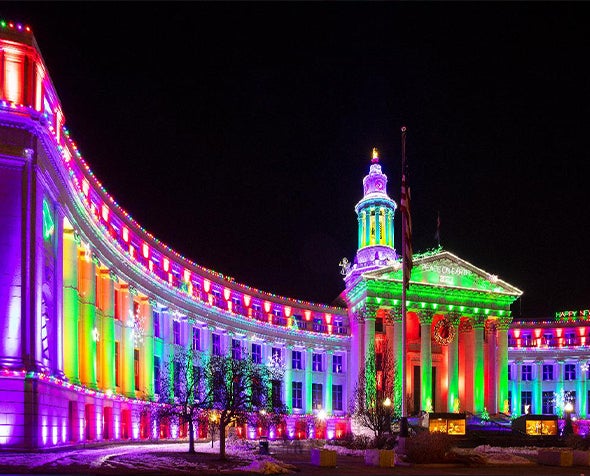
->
[565,434,590,450]
[405,432,454,463]
[334,434,373,450]
[372,434,397,450]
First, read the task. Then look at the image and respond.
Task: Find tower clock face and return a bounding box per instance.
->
[376,180,384,190]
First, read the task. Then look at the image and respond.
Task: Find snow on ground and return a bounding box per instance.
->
[0,440,295,474]
[451,444,538,465]
[0,440,563,473]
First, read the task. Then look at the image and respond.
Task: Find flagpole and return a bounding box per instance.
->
[400,126,408,420]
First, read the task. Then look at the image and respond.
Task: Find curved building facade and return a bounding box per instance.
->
[1,22,584,450]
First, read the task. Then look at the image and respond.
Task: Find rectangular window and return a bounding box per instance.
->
[333,384,343,411]
[115,341,120,387]
[271,347,282,362]
[192,327,200,352]
[293,314,304,329]
[565,363,577,380]
[569,391,577,408]
[231,297,241,312]
[173,321,181,345]
[521,364,533,381]
[542,391,554,414]
[312,383,323,409]
[292,350,303,370]
[212,290,221,304]
[134,349,140,391]
[154,356,161,394]
[521,391,532,414]
[153,310,161,338]
[333,355,343,373]
[252,343,261,364]
[312,353,323,372]
[543,333,553,346]
[232,338,242,360]
[174,361,180,397]
[565,332,576,345]
[292,381,303,409]
[542,364,554,381]
[114,288,121,320]
[508,390,512,414]
[272,380,282,406]
[507,364,512,381]
[212,333,221,356]
[375,317,384,333]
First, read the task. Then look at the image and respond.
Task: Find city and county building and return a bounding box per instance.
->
[0,22,586,450]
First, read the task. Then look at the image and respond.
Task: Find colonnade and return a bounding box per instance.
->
[351,305,512,415]
[510,358,588,418]
[61,220,153,399]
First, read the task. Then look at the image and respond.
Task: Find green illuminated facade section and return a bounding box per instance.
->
[344,248,522,416]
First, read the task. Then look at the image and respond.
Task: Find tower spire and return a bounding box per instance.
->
[350,148,398,273]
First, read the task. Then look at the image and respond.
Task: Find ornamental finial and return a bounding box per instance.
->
[372,147,379,163]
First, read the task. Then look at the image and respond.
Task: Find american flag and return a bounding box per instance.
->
[400,172,413,289]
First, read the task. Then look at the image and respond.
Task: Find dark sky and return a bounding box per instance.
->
[3,2,589,319]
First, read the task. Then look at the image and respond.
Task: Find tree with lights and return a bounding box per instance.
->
[155,347,286,459]
[154,347,204,454]
[200,349,286,460]
[349,338,398,440]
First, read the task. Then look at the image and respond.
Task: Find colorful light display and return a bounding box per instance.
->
[1,20,588,451]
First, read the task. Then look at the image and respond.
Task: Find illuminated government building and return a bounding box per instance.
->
[1,22,589,449]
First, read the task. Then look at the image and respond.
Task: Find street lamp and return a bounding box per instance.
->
[383,397,392,434]
[563,402,574,437]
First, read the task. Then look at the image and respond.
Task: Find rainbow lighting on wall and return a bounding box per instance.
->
[1,20,588,450]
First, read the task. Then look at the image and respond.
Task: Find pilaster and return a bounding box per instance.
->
[418,309,434,411]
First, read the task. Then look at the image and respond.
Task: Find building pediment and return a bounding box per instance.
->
[363,250,523,297]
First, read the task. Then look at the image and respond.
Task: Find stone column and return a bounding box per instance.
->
[325,350,333,414]
[78,246,97,389]
[98,268,115,393]
[305,348,313,413]
[580,361,588,418]
[472,314,486,414]
[496,318,511,414]
[384,309,395,397]
[362,305,377,404]
[515,359,523,415]
[121,284,135,398]
[391,307,404,413]
[375,207,381,244]
[446,312,461,412]
[533,359,543,414]
[53,209,65,378]
[139,296,153,398]
[557,359,565,414]
[418,309,434,411]
[486,320,498,413]
[284,346,293,412]
[62,227,80,384]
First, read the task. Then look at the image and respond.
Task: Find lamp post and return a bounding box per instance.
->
[563,401,574,437]
[383,397,392,434]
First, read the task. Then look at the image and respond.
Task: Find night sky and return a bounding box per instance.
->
[3,2,589,319]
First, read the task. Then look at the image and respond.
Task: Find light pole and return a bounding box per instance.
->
[563,401,574,437]
[383,397,392,434]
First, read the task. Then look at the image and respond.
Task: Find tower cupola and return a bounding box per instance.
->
[353,148,397,269]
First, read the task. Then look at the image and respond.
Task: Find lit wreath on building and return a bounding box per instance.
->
[433,318,456,345]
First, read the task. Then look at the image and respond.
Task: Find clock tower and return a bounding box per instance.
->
[351,148,398,276]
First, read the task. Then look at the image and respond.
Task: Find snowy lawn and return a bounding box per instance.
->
[0,440,562,474]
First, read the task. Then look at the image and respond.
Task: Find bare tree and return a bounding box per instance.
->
[154,347,204,453]
[349,337,398,439]
[199,350,286,460]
